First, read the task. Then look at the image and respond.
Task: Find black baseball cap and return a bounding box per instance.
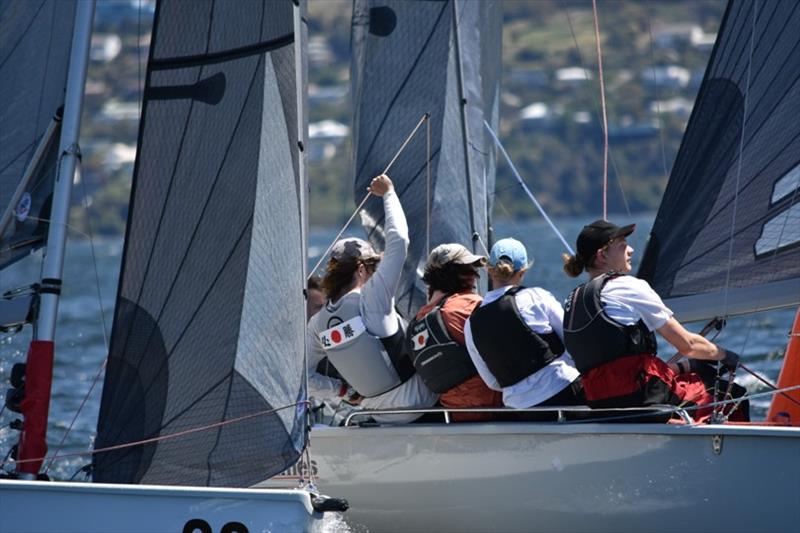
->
[576,219,635,264]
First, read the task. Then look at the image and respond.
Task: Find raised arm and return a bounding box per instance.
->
[360,174,409,337]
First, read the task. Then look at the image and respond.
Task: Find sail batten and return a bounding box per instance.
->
[639,0,800,321]
[95,0,308,487]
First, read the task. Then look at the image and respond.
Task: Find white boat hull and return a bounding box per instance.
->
[0,480,323,533]
[268,422,800,532]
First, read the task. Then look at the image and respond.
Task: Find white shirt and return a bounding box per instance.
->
[600,275,673,331]
[306,190,437,422]
[464,285,581,408]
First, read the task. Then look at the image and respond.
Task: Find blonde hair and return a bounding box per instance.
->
[487,260,516,284]
[562,253,585,278]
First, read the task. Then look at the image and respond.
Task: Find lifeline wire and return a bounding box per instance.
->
[308,113,430,280]
[484,120,574,255]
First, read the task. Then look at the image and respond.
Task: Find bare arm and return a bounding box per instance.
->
[657,317,724,361]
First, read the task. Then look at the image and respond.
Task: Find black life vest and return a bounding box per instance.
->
[407,296,477,394]
[563,273,658,374]
[469,286,565,388]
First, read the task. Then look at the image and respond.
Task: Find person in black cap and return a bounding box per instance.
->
[561,220,748,422]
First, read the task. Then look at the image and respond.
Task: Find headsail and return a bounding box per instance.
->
[638,0,800,322]
[94,0,308,487]
[351,0,502,315]
[0,0,77,269]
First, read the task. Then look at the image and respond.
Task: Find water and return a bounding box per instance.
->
[0,214,795,482]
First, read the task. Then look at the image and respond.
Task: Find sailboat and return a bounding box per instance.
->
[0,0,342,530]
[270,1,800,531]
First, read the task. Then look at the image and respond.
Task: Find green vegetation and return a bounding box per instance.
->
[75,0,726,234]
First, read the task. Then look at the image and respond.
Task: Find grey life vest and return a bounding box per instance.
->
[563,273,658,374]
[315,293,414,398]
[407,295,477,394]
[469,286,564,388]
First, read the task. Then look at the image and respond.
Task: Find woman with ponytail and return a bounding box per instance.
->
[561,220,748,421]
[464,238,584,414]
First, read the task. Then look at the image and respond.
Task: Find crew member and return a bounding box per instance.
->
[465,238,584,417]
[306,174,437,423]
[562,219,748,422]
[408,243,502,421]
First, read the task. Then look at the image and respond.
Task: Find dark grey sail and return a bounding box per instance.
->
[0,0,76,269]
[94,0,308,487]
[638,0,800,322]
[351,0,502,316]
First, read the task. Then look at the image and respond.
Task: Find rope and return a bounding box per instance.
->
[560,1,631,217]
[591,0,609,220]
[484,120,574,255]
[307,113,430,279]
[4,401,309,468]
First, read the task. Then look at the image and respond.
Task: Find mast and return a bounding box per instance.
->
[451,0,478,253]
[15,0,95,478]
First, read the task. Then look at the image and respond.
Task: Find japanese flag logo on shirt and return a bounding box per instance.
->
[411,328,429,351]
[319,316,366,350]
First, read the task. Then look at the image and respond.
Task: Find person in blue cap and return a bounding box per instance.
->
[464,238,584,413]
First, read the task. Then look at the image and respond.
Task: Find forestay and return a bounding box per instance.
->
[94,0,308,487]
[0,0,76,269]
[351,0,502,316]
[639,0,800,322]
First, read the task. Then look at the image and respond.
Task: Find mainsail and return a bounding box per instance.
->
[0,0,76,269]
[94,0,308,487]
[351,0,502,315]
[639,0,800,322]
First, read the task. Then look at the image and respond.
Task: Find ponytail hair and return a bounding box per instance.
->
[562,252,584,278]
[487,259,517,284]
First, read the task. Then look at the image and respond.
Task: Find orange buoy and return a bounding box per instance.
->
[766,307,800,425]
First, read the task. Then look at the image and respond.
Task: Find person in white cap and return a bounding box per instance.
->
[407,243,503,422]
[306,174,437,423]
[465,238,584,414]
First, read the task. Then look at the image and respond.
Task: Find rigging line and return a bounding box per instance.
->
[451,0,479,252]
[484,120,574,255]
[308,112,430,279]
[722,0,758,320]
[559,0,630,217]
[738,362,800,408]
[15,401,311,467]
[426,113,431,257]
[591,0,609,221]
[645,0,669,181]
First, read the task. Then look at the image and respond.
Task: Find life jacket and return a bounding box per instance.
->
[315,293,414,398]
[406,296,478,394]
[563,273,657,374]
[469,286,565,388]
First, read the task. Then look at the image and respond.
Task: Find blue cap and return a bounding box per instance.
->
[489,238,529,271]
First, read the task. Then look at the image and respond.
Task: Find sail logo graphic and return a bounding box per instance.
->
[755,168,800,257]
[15,192,32,222]
[411,328,429,350]
[319,316,365,349]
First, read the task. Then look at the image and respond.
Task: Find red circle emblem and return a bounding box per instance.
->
[418,335,425,345]
[331,330,342,343]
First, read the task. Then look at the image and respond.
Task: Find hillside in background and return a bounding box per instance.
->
[75,0,726,234]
